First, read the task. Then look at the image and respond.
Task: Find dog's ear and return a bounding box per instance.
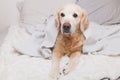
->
[79,10,89,32]
[55,10,61,29]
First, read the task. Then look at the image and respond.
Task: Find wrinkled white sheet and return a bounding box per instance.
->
[0,16,58,58]
[83,22,120,56]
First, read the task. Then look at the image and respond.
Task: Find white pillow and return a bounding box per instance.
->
[77,0,120,25]
[20,0,76,24]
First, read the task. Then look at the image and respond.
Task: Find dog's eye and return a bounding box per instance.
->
[61,13,65,17]
[73,13,78,18]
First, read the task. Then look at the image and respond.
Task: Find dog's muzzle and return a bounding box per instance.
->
[63,23,71,33]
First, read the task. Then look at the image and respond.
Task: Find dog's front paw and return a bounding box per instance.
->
[62,68,70,75]
[60,67,70,76]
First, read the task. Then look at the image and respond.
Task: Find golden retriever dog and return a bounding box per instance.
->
[51,4,89,80]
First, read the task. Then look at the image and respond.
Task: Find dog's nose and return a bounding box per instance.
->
[63,23,71,33]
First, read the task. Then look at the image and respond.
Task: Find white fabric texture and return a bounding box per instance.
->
[83,22,120,56]
[0,52,120,80]
[0,16,58,58]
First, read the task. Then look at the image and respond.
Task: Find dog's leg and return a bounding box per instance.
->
[62,52,80,75]
[50,51,62,80]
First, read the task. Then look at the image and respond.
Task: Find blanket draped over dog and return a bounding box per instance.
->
[3,16,120,58]
[8,16,58,58]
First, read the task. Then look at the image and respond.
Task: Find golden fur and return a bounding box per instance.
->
[50,4,89,80]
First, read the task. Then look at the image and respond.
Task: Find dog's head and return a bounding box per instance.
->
[55,4,89,35]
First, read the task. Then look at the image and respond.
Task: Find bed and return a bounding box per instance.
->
[0,0,120,80]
